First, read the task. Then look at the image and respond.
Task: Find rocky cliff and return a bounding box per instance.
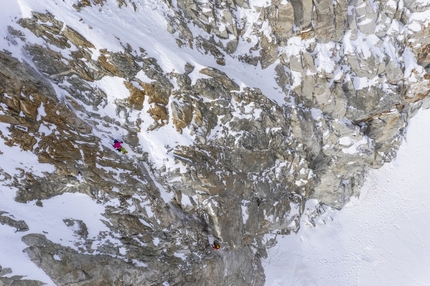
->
[0,0,429,285]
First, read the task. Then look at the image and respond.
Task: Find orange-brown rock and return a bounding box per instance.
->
[171,100,193,132]
[147,104,168,123]
[124,81,145,110]
[98,54,119,75]
[139,82,169,105]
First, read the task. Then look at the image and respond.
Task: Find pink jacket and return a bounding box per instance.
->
[113,142,122,149]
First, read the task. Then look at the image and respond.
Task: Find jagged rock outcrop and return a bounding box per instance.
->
[0,266,44,286]
[1,0,430,285]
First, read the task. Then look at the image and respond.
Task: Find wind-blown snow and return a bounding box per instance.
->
[264,108,430,285]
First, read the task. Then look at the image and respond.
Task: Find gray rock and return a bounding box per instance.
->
[0,214,29,232]
[290,0,313,30]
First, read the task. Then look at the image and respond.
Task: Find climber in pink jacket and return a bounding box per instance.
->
[113,139,123,152]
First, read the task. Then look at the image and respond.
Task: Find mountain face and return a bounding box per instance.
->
[0,0,429,285]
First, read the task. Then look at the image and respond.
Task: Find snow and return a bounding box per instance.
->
[0,123,56,176]
[0,224,53,283]
[93,76,130,101]
[153,237,160,246]
[36,103,46,121]
[0,0,429,283]
[264,108,430,285]
[353,76,379,90]
[403,47,424,83]
[0,121,115,285]
[338,135,369,154]
[310,108,323,121]
[173,251,187,260]
[0,190,112,285]
[181,194,193,207]
[386,0,398,9]
[407,20,423,32]
[250,0,272,7]
[409,10,430,27]
[135,70,155,83]
[241,201,249,224]
[313,42,336,74]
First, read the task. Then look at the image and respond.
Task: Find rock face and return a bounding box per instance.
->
[0,0,430,285]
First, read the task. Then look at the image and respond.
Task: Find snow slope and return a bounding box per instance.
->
[264,108,430,285]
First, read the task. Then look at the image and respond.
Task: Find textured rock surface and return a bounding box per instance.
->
[0,0,430,285]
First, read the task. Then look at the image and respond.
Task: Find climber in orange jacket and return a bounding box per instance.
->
[212,241,221,250]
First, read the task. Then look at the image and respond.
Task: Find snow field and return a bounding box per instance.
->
[264,108,430,285]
